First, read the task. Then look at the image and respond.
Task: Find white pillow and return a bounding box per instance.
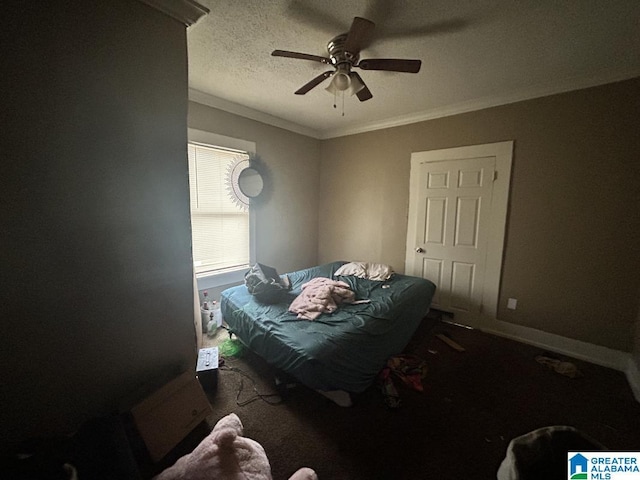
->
[366,263,394,281]
[334,261,367,278]
[334,262,394,281]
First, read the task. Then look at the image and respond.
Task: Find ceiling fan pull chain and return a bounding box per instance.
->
[333,90,337,109]
[342,90,345,117]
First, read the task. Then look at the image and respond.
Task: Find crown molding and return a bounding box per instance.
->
[189,68,640,141]
[138,0,208,26]
[189,89,321,139]
[319,67,640,139]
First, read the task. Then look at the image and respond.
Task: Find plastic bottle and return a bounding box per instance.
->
[201,290,211,333]
[212,301,222,328]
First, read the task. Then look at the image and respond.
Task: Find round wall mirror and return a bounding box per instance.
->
[226,154,267,210]
[238,167,264,198]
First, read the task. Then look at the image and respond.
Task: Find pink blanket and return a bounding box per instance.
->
[288,277,355,320]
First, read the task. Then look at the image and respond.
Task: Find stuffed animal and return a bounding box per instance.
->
[154,413,317,480]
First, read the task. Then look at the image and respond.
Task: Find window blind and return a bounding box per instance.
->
[188,143,250,275]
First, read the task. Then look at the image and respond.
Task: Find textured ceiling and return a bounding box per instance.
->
[187,0,640,138]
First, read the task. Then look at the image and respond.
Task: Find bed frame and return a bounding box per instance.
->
[220,261,436,405]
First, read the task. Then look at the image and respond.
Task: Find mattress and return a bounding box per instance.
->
[220,261,436,393]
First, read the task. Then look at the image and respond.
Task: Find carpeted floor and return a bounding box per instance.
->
[193,316,640,480]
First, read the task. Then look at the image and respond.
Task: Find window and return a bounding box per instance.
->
[187,129,256,287]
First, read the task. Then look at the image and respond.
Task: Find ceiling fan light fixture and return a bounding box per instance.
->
[325,71,351,94]
[275,16,420,104]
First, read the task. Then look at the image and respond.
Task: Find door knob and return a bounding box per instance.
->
[415,247,425,253]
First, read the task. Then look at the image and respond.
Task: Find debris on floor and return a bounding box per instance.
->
[435,333,466,352]
[377,354,428,408]
[378,368,401,409]
[219,338,245,358]
[388,354,428,391]
[535,355,582,378]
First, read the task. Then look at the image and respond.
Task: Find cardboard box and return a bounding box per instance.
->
[130,371,212,462]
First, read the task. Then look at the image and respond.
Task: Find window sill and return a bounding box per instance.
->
[196,266,248,290]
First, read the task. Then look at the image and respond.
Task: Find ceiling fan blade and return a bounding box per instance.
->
[350,72,372,102]
[295,71,334,95]
[358,58,421,73]
[272,50,330,64]
[344,17,375,54]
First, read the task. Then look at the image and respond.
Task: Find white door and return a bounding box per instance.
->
[406,142,513,327]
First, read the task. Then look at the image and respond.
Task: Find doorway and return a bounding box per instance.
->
[405,141,513,327]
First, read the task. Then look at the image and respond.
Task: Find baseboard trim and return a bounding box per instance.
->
[480,319,629,371]
[626,357,640,403]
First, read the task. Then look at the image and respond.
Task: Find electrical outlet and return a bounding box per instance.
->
[507,298,517,310]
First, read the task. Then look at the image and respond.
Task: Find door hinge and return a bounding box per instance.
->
[492,171,498,182]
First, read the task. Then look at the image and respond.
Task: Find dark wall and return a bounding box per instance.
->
[0,0,197,445]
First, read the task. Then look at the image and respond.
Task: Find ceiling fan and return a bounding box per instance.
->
[272,16,421,102]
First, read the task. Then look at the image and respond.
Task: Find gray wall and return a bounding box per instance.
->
[319,78,640,352]
[0,0,196,445]
[188,102,322,293]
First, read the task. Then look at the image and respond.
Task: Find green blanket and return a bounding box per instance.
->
[220,261,436,393]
